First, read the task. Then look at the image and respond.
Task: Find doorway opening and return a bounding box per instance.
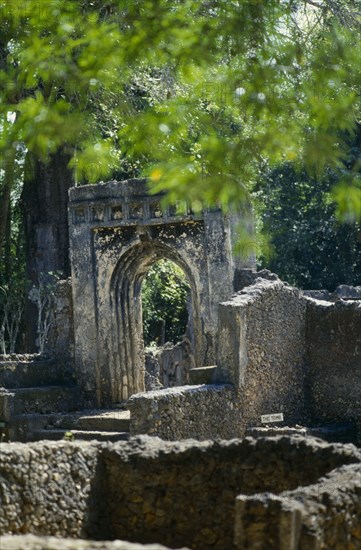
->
[142,259,190,347]
[141,259,194,390]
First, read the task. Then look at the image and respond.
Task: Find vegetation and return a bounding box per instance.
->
[28,272,61,353]
[256,162,361,290]
[142,260,190,346]
[0,1,361,350]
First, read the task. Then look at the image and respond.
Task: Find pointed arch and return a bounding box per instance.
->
[110,241,201,401]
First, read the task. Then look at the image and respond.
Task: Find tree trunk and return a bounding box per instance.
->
[0,148,16,257]
[21,148,73,350]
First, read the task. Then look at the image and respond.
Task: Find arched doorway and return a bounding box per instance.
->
[142,259,190,348]
[111,241,201,401]
[142,259,193,390]
[69,179,253,407]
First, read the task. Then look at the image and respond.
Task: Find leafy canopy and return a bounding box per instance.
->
[0,0,361,214]
[256,161,361,290]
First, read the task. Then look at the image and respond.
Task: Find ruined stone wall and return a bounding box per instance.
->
[0,441,101,539]
[216,279,308,432]
[68,179,252,405]
[127,384,241,440]
[306,297,361,428]
[1,437,360,549]
[0,355,72,390]
[215,276,361,437]
[144,339,195,391]
[235,462,361,549]
[103,436,360,550]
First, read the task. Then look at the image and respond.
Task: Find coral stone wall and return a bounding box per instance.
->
[235,463,361,549]
[306,298,361,426]
[217,279,307,432]
[1,436,360,550]
[0,442,100,538]
[128,384,241,440]
[131,277,361,443]
[102,436,360,550]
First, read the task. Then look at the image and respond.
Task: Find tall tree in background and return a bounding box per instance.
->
[0,1,122,347]
[0,2,116,273]
[256,159,361,290]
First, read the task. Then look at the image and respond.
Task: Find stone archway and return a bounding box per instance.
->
[69,179,253,406]
[110,240,201,402]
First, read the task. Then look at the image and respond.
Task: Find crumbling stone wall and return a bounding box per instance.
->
[128,384,240,439]
[144,339,195,391]
[144,350,163,391]
[1,437,360,549]
[216,278,308,432]
[0,355,72,389]
[136,277,361,442]
[0,441,100,538]
[103,436,361,550]
[305,297,361,428]
[235,462,361,549]
[68,179,253,406]
[212,277,361,438]
[159,339,195,388]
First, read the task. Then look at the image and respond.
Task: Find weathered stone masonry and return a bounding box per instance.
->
[128,277,361,441]
[216,278,307,432]
[66,177,361,439]
[1,436,361,549]
[68,179,253,406]
[128,384,240,440]
[306,296,361,427]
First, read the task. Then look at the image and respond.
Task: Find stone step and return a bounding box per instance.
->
[75,410,130,432]
[0,359,74,388]
[32,429,130,442]
[10,413,51,441]
[13,385,81,415]
[10,409,130,442]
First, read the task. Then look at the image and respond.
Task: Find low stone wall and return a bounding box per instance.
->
[127,384,240,440]
[0,441,100,539]
[103,436,360,550]
[306,297,361,429]
[1,436,360,549]
[235,463,361,549]
[216,279,307,432]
